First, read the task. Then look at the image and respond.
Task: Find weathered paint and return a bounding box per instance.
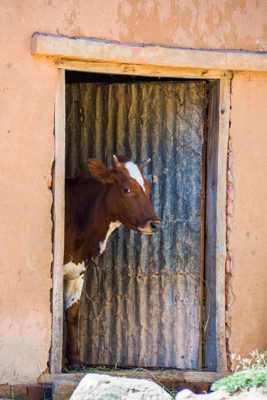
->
[0,0,266,384]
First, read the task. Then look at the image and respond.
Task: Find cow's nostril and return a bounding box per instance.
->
[150,221,161,232]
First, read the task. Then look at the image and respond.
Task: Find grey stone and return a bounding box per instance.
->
[70,373,172,400]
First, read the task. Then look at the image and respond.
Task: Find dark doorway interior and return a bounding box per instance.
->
[65,71,217,370]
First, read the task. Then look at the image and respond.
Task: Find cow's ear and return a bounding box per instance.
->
[88,159,114,184]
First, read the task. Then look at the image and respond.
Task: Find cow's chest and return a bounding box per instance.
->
[64,261,86,280]
[63,221,121,310]
[63,261,85,309]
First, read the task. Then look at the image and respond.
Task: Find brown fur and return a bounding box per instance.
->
[64,157,160,368]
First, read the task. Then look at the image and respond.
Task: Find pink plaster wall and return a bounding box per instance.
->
[0,23,57,384]
[0,0,266,384]
[228,72,267,360]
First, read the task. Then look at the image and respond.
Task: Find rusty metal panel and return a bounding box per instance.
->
[66,75,205,369]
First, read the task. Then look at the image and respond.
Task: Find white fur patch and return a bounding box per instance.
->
[99,221,121,254]
[64,261,86,280]
[125,162,145,192]
[64,261,86,309]
[64,274,85,310]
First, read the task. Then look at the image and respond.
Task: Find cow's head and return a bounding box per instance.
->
[88,155,160,234]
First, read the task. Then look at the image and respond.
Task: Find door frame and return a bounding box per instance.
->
[34,35,231,375]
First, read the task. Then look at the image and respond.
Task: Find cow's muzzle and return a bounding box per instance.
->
[138,220,161,234]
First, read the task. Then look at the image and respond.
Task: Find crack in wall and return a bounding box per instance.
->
[225,75,234,370]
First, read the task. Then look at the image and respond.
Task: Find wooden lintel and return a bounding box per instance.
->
[39,370,229,385]
[31,33,267,72]
[55,58,228,79]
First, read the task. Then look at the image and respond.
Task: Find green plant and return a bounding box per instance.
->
[211,367,267,393]
[211,350,267,393]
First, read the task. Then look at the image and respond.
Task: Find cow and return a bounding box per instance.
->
[64,155,160,369]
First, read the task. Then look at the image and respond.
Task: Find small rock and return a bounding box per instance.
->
[175,388,196,399]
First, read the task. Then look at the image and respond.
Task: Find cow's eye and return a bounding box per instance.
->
[123,187,131,194]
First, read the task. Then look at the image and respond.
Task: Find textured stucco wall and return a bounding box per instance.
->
[228,72,267,359]
[0,0,266,384]
[0,16,57,383]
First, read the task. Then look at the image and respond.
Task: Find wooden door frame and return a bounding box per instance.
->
[32,34,232,377]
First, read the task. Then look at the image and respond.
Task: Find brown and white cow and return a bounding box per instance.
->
[64,155,160,368]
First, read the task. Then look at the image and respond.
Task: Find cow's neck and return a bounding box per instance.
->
[95,186,122,255]
[65,181,123,264]
[99,220,121,254]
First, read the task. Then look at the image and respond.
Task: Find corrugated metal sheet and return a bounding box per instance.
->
[66,76,205,369]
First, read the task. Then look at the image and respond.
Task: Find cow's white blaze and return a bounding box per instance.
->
[99,221,121,254]
[125,161,145,192]
[64,261,86,309]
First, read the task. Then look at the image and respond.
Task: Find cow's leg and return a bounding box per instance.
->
[65,297,82,368]
[64,264,85,369]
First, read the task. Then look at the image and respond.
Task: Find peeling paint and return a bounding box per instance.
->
[117,0,267,51]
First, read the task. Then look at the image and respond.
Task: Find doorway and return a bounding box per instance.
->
[64,71,215,370]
